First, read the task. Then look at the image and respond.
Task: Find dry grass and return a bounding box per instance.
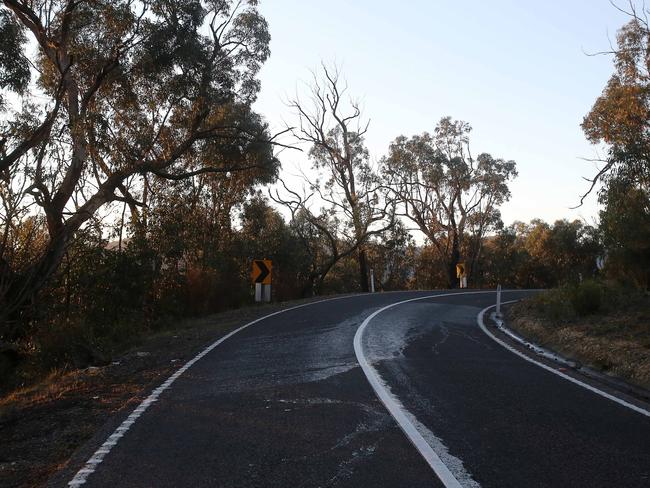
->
[1,369,85,410]
[509,291,650,390]
[0,365,146,488]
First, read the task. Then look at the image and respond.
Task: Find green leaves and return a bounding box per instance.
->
[0,1,276,328]
[582,17,650,194]
[0,8,29,109]
[382,117,517,286]
[582,12,650,288]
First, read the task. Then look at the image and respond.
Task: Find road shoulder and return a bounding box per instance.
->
[480,303,650,417]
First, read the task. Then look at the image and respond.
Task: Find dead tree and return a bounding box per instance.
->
[286,64,394,292]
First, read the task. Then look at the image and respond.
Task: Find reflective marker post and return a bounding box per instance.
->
[496,284,502,318]
[255,283,262,302]
[255,282,271,303]
[456,262,467,288]
[370,269,375,293]
[262,284,271,302]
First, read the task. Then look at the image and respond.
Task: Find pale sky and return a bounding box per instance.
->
[253,0,631,228]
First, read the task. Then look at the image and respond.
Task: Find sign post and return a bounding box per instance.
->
[370,268,375,293]
[251,259,272,303]
[456,262,467,289]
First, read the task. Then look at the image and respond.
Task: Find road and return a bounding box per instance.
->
[58,291,650,487]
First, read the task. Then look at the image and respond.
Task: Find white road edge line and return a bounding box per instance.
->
[353,290,498,488]
[67,293,373,487]
[477,302,650,418]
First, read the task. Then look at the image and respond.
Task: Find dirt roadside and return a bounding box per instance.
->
[507,294,650,391]
[0,296,333,488]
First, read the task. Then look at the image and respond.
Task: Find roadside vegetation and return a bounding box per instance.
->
[509,2,650,389]
[509,283,650,389]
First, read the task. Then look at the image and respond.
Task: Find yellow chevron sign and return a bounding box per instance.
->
[251,259,272,285]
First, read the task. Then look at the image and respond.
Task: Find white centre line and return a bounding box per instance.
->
[68,290,524,487]
[353,290,499,488]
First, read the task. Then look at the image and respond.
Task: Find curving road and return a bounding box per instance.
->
[57,291,650,488]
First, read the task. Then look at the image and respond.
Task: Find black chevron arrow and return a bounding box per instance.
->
[254,260,270,283]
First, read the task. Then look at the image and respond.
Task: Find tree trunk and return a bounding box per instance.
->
[0,175,113,336]
[358,247,369,292]
[301,275,317,298]
[1,228,72,339]
[447,231,460,289]
[470,241,483,288]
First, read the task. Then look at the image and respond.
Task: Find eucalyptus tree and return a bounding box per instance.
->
[582,5,650,287]
[284,64,393,292]
[382,117,517,287]
[581,4,650,200]
[0,0,278,335]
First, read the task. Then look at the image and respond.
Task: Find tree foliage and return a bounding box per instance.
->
[382,117,517,287]
[0,7,29,108]
[0,0,278,330]
[582,5,650,288]
[480,219,602,289]
[599,176,650,288]
[581,12,650,197]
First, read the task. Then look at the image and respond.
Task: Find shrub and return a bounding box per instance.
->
[570,280,603,316]
[531,288,574,323]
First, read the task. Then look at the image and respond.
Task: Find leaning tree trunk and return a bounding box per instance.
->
[1,228,72,339]
[0,183,113,339]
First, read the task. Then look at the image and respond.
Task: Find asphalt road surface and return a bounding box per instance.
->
[58,290,650,487]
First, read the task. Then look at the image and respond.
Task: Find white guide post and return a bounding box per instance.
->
[255,283,263,302]
[370,269,375,293]
[496,284,502,318]
[262,284,272,303]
